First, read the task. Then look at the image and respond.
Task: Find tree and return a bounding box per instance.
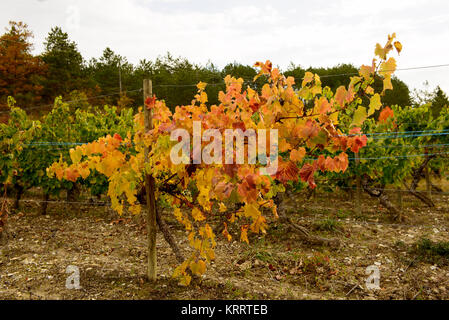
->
[133,53,223,111]
[430,86,448,118]
[86,47,133,105]
[0,21,46,111]
[221,62,257,80]
[285,63,357,91]
[40,27,85,103]
[412,85,449,118]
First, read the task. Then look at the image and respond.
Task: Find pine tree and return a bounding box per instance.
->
[41,26,85,103]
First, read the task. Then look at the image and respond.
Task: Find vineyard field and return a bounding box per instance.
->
[1,19,449,305]
[1,186,448,300]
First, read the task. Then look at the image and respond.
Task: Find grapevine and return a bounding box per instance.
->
[48,35,402,284]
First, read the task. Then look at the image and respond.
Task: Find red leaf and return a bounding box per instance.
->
[299,163,317,189]
[232,121,246,131]
[237,179,258,203]
[348,135,367,153]
[248,99,260,113]
[275,159,299,184]
[224,163,238,178]
[145,95,157,109]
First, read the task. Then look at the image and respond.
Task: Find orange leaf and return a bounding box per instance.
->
[222,222,232,242]
[290,147,306,162]
[379,106,394,123]
[65,167,79,182]
[275,159,299,184]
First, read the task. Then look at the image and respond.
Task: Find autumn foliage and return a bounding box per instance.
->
[0,21,46,110]
[48,34,402,284]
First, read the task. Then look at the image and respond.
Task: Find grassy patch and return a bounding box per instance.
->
[313,218,341,232]
[411,238,449,265]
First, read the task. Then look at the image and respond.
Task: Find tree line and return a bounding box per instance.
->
[1,21,447,119]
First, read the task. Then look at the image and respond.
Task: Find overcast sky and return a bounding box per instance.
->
[2,0,449,94]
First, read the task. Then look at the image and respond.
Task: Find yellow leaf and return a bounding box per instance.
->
[261,84,272,98]
[240,225,249,244]
[243,203,260,219]
[302,72,314,87]
[78,166,90,179]
[380,57,396,93]
[174,207,183,222]
[191,207,205,221]
[351,106,367,127]
[129,205,141,215]
[197,81,207,91]
[179,274,192,286]
[365,86,374,95]
[199,91,208,104]
[329,111,339,124]
[202,224,215,242]
[218,202,227,213]
[205,248,215,261]
[69,147,83,164]
[394,41,402,54]
[368,94,382,116]
[379,57,397,76]
[189,234,202,250]
[54,166,65,180]
[383,76,393,92]
[173,260,189,279]
[190,260,206,275]
[375,43,386,60]
[250,215,267,234]
[359,65,373,80]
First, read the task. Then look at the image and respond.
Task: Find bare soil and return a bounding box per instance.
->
[1,187,449,300]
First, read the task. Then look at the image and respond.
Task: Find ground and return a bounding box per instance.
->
[1,186,448,300]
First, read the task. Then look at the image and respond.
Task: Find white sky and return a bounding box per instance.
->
[2,0,449,94]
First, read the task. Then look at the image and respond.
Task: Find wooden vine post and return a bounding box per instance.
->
[355,152,362,216]
[143,79,157,281]
[424,149,432,201]
[0,187,9,245]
